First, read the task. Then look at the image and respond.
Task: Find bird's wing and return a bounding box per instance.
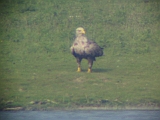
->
[84,40,103,57]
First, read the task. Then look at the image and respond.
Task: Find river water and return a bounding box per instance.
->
[0,110,160,120]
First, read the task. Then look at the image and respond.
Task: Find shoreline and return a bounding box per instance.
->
[2,106,160,111]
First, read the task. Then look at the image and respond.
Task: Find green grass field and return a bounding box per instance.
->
[0,0,160,110]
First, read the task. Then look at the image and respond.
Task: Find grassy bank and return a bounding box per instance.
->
[0,0,160,110]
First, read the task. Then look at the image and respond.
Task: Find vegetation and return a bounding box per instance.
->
[0,0,160,110]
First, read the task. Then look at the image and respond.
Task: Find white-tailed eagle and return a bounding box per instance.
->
[70,27,103,73]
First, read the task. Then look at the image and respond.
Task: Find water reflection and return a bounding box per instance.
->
[0,110,160,120]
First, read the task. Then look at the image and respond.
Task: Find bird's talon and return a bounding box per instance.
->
[77,67,81,72]
[87,68,91,73]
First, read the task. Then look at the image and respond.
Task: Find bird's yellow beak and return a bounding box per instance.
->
[82,30,85,34]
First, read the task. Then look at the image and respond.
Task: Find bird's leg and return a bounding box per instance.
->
[87,58,93,73]
[76,58,82,72]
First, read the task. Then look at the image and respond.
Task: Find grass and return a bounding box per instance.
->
[0,0,160,110]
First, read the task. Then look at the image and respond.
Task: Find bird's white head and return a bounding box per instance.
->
[76,27,85,36]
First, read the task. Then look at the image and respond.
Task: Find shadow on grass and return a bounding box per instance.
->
[92,68,112,73]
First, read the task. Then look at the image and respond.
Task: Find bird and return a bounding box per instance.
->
[70,27,103,73]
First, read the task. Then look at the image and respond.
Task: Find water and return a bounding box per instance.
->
[0,110,160,120]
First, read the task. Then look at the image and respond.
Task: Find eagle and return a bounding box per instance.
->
[70,27,103,73]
